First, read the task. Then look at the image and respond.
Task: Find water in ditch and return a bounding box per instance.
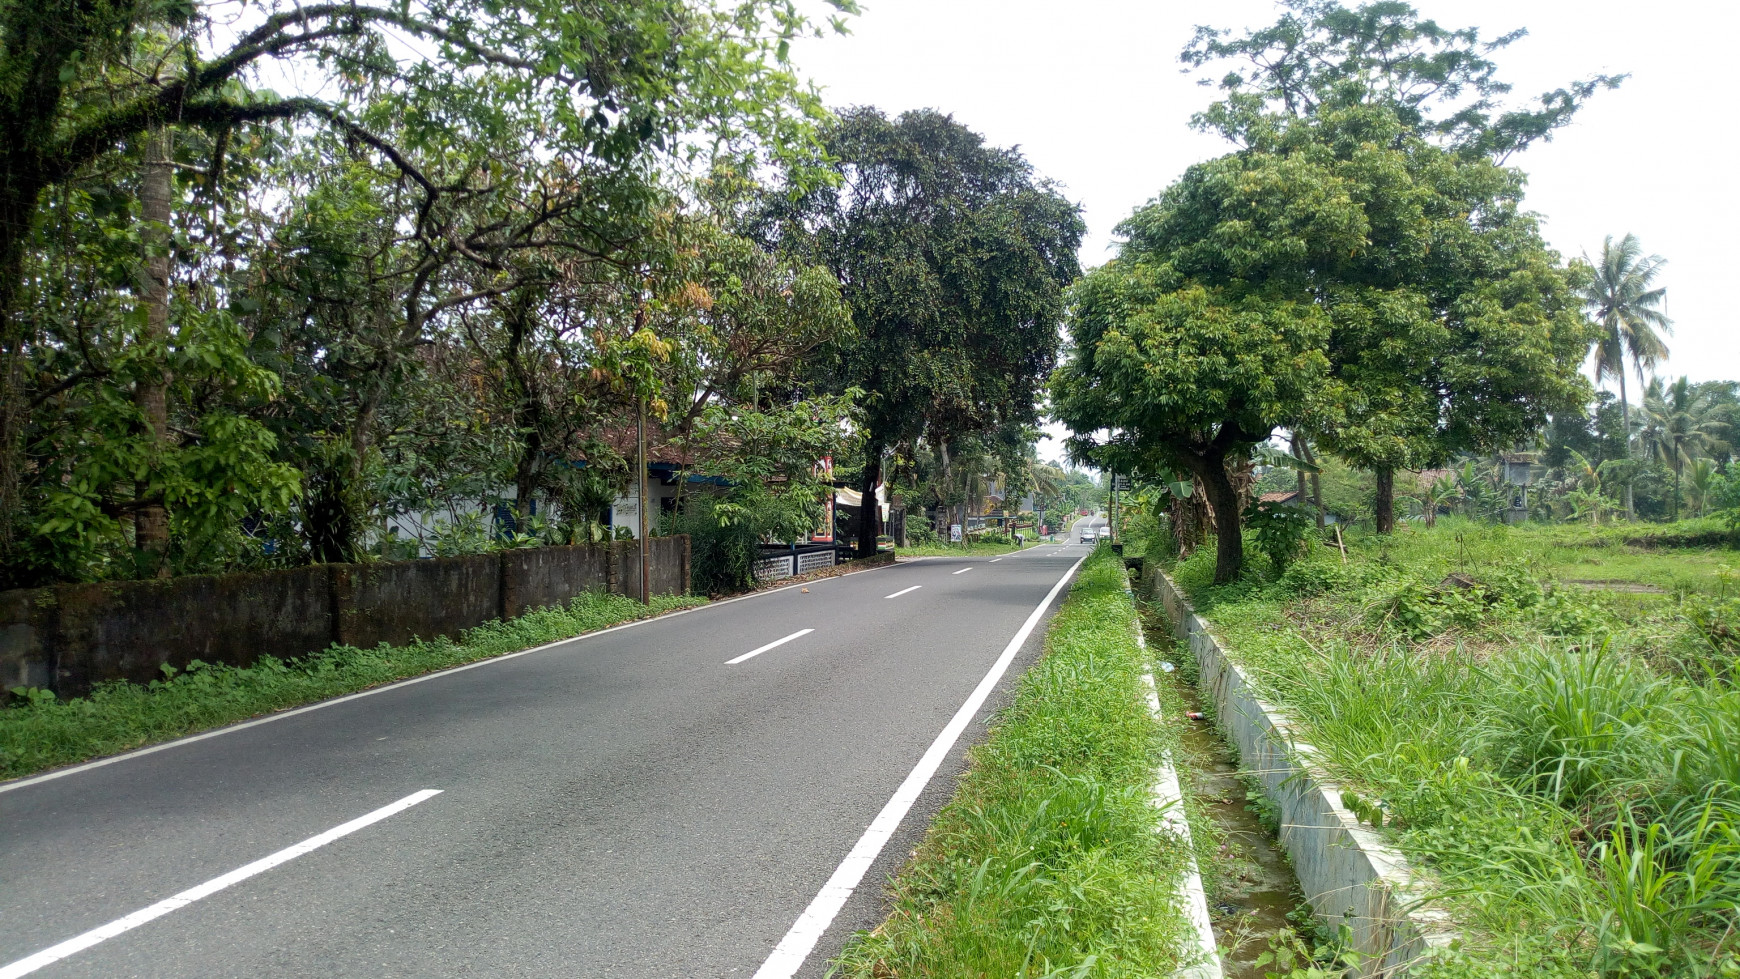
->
[1135,594,1307,977]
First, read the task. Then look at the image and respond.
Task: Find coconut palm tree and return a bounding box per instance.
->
[1641,376,1732,520]
[1584,234,1673,519]
[1029,462,1067,506]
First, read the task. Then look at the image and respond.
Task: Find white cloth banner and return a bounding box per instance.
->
[832,484,889,520]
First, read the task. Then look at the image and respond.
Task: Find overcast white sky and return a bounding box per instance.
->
[791,0,1738,462]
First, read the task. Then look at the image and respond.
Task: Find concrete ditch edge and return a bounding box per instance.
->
[1145,569,1458,978]
[1128,578,1224,979]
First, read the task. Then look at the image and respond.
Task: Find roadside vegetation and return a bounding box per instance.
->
[893,526,1044,558]
[1150,519,1740,977]
[0,591,702,781]
[831,547,1201,978]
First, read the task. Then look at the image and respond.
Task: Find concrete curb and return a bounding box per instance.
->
[1127,577,1224,979]
[1143,570,1457,977]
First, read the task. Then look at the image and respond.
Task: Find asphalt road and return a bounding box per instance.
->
[1069,512,1108,542]
[1,533,1102,979]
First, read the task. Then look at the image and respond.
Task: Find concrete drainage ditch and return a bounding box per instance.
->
[1135,564,1458,978]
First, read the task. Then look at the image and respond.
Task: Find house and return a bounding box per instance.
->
[1258,488,1340,525]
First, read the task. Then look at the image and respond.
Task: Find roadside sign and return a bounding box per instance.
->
[950,523,962,542]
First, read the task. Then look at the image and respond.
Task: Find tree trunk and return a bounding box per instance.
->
[0,175,36,585]
[937,441,955,545]
[307,388,380,564]
[1197,458,1244,585]
[857,441,882,558]
[1673,458,1682,522]
[134,129,174,574]
[1374,466,1396,534]
[1619,369,1635,520]
[504,301,542,524]
[1296,436,1326,531]
[514,431,542,526]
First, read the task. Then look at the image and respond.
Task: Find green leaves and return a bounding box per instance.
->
[766,107,1084,451]
[1182,0,1622,159]
[1054,263,1331,470]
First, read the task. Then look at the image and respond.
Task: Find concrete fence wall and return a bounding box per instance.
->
[1142,568,1456,978]
[0,536,690,698]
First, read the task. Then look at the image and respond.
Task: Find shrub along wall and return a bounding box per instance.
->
[0,536,690,697]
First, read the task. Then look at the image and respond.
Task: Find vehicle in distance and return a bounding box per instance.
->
[1098,527,1111,539]
[1080,527,1096,543]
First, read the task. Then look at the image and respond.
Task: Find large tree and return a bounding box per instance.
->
[1053,258,1333,584]
[1585,233,1673,519]
[763,108,1083,556]
[1182,0,1607,532]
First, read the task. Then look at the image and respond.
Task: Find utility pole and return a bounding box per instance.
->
[637,396,650,605]
[1110,471,1119,544]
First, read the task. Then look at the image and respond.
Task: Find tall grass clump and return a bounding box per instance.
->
[831,547,1198,978]
[0,590,703,780]
[1165,520,1740,977]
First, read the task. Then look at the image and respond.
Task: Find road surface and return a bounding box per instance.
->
[1071,512,1108,542]
[1,538,1101,979]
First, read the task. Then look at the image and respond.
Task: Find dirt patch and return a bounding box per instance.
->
[1562,579,1668,594]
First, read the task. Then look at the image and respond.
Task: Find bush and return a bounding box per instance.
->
[670,494,763,595]
[671,484,824,595]
[1243,499,1313,575]
[1685,596,1740,654]
[906,521,942,546]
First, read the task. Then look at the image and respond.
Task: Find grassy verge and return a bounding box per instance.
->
[0,590,704,781]
[894,538,1043,558]
[830,546,1199,978]
[1166,518,1740,978]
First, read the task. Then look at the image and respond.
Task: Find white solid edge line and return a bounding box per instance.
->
[951,567,972,575]
[884,585,922,600]
[0,559,914,797]
[1133,618,1223,978]
[0,789,441,979]
[751,555,1087,979]
[725,629,815,666]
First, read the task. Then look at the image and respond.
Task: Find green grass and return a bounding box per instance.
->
[0,590,704,781]
[895,537,1044,558]
[1165,519,1740,978]
[830,547,1199,979]
[1359,518,1737,598]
